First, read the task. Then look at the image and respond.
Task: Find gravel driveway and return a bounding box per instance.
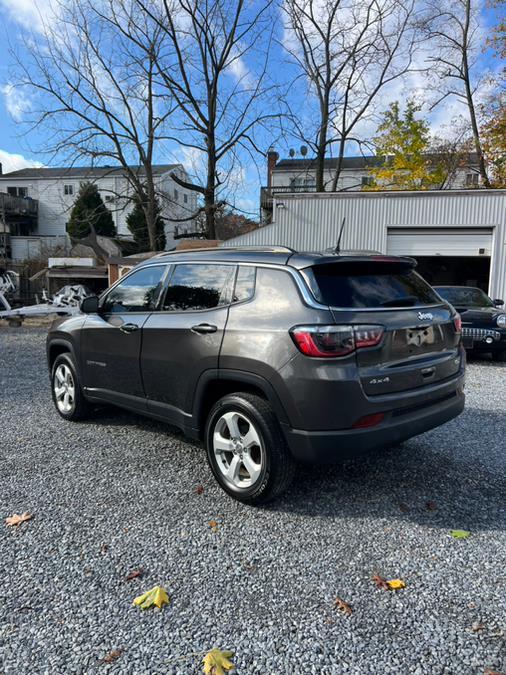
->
[0,327,505,675]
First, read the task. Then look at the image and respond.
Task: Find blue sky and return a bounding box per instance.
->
[0,0,502,217]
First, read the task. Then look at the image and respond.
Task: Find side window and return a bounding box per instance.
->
[162,264,234,311]
[102,265,165,313]
[233,266,256,303]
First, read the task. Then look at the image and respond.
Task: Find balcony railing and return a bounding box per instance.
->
[261,184,317,209]
[0,192,38,217]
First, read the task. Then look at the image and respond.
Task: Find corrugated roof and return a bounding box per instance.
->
[0,164,180,179]
[275,153,480,171]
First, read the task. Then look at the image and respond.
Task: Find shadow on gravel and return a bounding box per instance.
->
[267,424,506,532]
[64,367,506,535]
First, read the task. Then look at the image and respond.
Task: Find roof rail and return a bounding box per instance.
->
[155,245,298,256]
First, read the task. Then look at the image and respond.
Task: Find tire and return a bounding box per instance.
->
[492,350,506,362]
[51,353,91,421]
[205,392,296,505]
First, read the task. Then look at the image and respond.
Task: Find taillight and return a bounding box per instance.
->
[290,325,384,358]
[453,314,462,333]
[352,412,385,429]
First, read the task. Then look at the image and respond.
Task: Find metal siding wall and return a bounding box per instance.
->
[223,191,506,299]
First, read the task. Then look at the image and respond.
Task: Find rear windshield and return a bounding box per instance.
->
[304,262,440,309]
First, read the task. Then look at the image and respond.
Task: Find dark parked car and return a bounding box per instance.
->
[47,247,465,504]
[435,286,506,362]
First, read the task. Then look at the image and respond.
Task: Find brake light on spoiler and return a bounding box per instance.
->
[290,325,384,358]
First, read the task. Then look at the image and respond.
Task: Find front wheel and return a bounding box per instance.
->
[51,353,91,421]
[205,393,296,505]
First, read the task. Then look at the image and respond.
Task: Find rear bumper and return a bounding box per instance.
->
[284,376,465,464]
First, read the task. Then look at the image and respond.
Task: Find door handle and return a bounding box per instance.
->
[120,323,139,334]
[191,323,218,334]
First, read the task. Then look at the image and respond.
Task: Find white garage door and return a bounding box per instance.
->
[387,227,493,257]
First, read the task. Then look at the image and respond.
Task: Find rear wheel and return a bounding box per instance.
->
[51,353,91,421]
[492,350,506,362]
[205,393,296,505]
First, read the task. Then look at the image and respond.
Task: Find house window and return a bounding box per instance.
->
[466,173,479,187]
[6,186,27,197]
[361,176,373,187]
[104,195,114,203]
[174,188,179,201]
[184,193,188,204]
[64,184,74,196]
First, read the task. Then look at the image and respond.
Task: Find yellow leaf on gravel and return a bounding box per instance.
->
[133,585,169,609]
[202,649,235,675]
[5,512,33,527]
[386,579,406,590]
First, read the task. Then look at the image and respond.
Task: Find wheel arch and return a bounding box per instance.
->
[193,369,290,440]
[47,339,78,373]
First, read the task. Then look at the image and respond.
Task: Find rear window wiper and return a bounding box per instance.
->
[379,296,418,307]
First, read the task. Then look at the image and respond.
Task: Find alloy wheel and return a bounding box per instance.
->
[212,410,264,489]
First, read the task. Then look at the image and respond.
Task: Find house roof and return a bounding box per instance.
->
[0,164,180,180]
[274,153,480,171]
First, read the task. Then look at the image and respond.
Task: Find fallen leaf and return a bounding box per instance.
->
[334,597,352,615]
[196,485,204,495]
[471,622,485,632]
[202,648,235,675]
[373,575,405,591]
[398,502,410,512]
[209,520,219,532]
[426,501,438,511]
[126,568,143,582]
[99,649,123,664]
[5,512,33,527]
[450,529,471,539]
[133,585,169,610]
[484,670,503,675]
[372,574,390,591]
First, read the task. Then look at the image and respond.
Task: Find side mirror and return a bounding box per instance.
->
[80,295,100,314]
[494,298,504,307]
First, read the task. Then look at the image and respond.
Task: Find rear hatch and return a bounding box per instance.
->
[302,258,462,395]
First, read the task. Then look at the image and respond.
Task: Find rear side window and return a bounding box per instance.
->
[304,262,440,308]
[162,263,234,311]
[233,266,256,303]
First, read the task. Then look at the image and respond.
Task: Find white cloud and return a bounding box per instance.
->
[0,0,55,32]
[1,83,31,121]
[0,148,43,174]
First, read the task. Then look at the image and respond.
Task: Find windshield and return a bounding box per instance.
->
[304,261,441,308]
[435,287,494,308]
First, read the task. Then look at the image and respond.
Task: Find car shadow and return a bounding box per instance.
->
[76,398,505,534]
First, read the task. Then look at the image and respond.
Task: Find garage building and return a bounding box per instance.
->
[223,190,506,301]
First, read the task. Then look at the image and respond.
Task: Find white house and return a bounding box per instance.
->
[0,163,199,260]
[224,189,506,302]
[261,151,482,222]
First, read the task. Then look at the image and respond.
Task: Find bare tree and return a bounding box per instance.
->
[138,0,282,238]
[13,0,181,250]
[421,0,492,187]
[283,0,418,192]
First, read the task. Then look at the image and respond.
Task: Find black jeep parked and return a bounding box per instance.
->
[435,286,506,362]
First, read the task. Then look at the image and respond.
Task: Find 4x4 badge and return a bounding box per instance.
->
[418,312,434,321]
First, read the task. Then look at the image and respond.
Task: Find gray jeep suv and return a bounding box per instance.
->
[47,247,465,504]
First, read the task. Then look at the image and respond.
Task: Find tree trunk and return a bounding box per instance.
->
[462,0,491,188]
[315,96,329,192]
[331,136,346,192]
[144,171,159,250]
[205,133,217,239]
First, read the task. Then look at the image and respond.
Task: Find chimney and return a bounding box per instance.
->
[267,147,279,188]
